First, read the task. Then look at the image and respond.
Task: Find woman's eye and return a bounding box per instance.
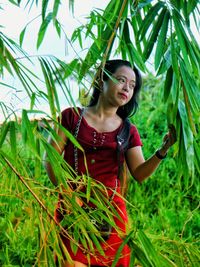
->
[130,84,135,90]
[118,78,125,83]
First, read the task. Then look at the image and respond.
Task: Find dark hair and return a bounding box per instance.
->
[88,59,142,119]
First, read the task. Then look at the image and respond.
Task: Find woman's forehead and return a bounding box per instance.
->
[114,66,135,78]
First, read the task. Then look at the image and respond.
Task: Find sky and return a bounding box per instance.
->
[0,0,108,122]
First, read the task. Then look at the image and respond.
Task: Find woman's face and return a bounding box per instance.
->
[102,66,136,107]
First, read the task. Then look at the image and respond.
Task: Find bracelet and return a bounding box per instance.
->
[155,150,167,159]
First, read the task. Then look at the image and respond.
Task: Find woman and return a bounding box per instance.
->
[45,59,176,266]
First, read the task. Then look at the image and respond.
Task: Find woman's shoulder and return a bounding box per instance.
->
[129,122,139,132]
[61,106,81,116]
[61,106,82,130]
[128,121,143,147]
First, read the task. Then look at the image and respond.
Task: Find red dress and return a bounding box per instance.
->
[55,107,142,266]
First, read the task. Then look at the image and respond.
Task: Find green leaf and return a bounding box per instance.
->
[156,46,171,75]
[9,121,17,157]
[79,0,127,80]
[137,230,163,266]
[155,10,170,70]
[39,57,58,121]
[178,100,194,176]
[0,122,10,148]
[138,2,164,41]
[49,58,78,109]
[63,59,79,79]
[42,0,49,20]
[170,32,179,78]
[194,139,200,175]
[172,12,191,70]
[143,8,167,61]
[8,0,19,6]
[30,92,36,110]
[123,20,146,72]
[180,62,200,116]
[86,176,91,203]
[53,0,60,19]
[163,66,173,102]
[21,109,35,150]
[19,26,26,46]
[68,0,74,14]
[54,19,61,37]
[37,12,53,49]
[111,229,135,267]
[129,238,152,266]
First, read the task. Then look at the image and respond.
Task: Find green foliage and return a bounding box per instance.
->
[127,76,199,266]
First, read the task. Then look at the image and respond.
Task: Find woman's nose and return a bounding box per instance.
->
[122,82,129,91]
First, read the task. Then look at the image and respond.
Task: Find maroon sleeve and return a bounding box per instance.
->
[60,107,80,133]
[128,124,143,148]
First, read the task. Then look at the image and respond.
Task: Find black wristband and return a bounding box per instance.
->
[155,150,167,159]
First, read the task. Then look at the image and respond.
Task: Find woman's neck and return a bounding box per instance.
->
[91,102,118,120]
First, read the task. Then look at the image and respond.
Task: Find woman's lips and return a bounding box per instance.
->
[118,93,128,99]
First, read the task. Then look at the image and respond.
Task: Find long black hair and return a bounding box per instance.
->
[88,59,142,119]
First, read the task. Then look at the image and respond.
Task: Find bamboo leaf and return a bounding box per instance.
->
[63,58,79,79]
[155,10,170,70]
[42,58,61,112]
[9,121,17,157]
[178,100,194,177]
[54,19,61,37]
[123,19,146,72]
[138,2,164,41]
[130,15,143,55]
[194,139,200,175]
[187,0,198,15]
[79,0,127,80]
[157,47,171,75]
[129,238,152,266]
[180,62,200,118]
[171,73,179,106]
[137,230,163,266]
[19,26,26,46]
[170,32,179,78]
[52,0,60,19]
[163,66,173,102]
[89,233,105,256]
[30,92,36,110]
[21,109,36,150]
[0,122,10,148]
[42,0,49,20]
[172,12,191,70]
[42,141,71,186]
[37,12,53,49]
[39,58,57,121]
[137,0,154,9]
[68,0,74,14]
[143,8,166,61]
[49,58,78,108]
[86,176,91,203]
[111,229,135,267]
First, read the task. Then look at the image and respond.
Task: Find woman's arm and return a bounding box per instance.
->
[43,127,67,186]
[126,125,177,183]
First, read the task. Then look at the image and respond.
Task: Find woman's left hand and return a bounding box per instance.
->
[162,124,177,150]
